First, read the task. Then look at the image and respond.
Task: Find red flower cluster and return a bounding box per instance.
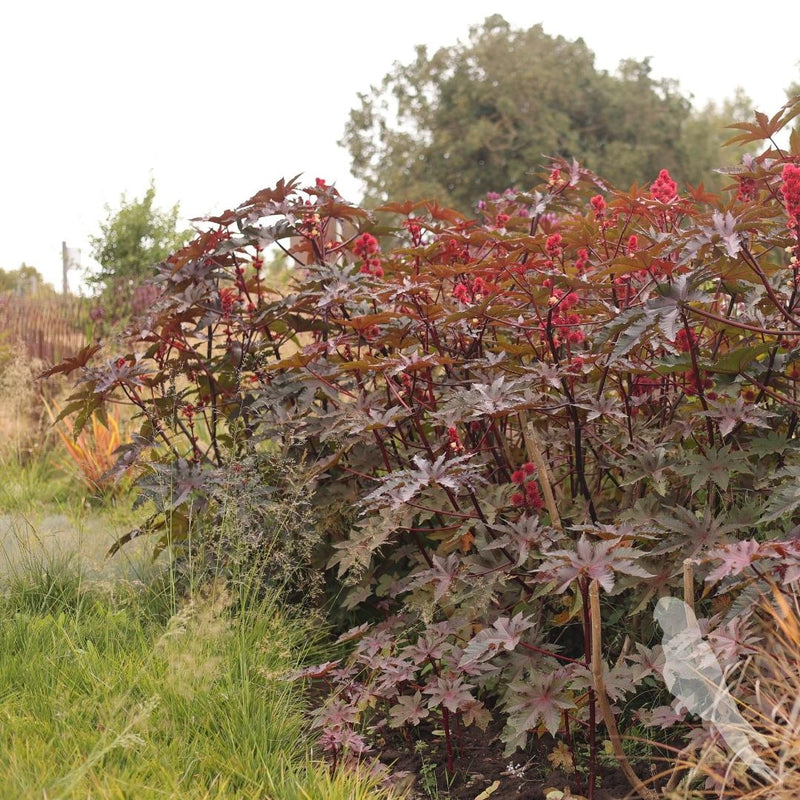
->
[452,276,491,303]
[626,235,638,256]
[566,329,585,345]
[542,290,584,346]
[548,288,579,310]
[220,287,239,318]
[650,169,678,203]
[360,261,383,278]
[403,218,422,245]
[442,237,469,265]
[781,164,800,223]
[298,202,321,238]
[452,283,469,302]
[548,168,563,187]
[511,462,536,484]
[447,426,464,453]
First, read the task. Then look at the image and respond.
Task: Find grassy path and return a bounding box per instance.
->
[0,511,387,799]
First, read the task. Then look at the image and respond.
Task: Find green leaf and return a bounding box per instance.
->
[673,446,750,493]
[652,355,694,375]
[761,466,800,523]
[700,344,772,375]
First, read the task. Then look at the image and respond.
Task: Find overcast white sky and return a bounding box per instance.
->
[3,1,798,290]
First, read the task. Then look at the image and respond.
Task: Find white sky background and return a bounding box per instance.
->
[2,0,798,291]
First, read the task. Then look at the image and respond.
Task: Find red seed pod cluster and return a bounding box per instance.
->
[453,276,493,303]
[442,237,470,265]
[510,462,543,509]
[353,232,379,257]
[447,426,464,454]
[781,164,800,225]
[737,176,757,202]
[650,169,678,203]
[590,194,606,218]
[575,248,590,275]
[541,289,585,347]
[403,218,423,245]
[220,287,239,318]
[676,327,697,353]
[545,233,563,258]
[354,232,383,277]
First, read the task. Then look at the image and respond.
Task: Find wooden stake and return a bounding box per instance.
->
[683,559,695,614]
[523,422,563,533]
[589,580,658,800]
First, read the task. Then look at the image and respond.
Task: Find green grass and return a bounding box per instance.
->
[0,451,391,799]
[0,551,388,799]
[0,450,82,513]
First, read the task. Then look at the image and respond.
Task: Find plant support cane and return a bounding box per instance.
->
[589,580,657,800]
[523,422,563,533]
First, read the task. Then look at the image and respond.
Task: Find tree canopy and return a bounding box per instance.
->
[88,180,190,293]
[342,15,751,210]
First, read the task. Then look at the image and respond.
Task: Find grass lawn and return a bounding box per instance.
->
[0,459,388,799]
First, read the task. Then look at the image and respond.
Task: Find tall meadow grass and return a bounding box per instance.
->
[0,550,389,799]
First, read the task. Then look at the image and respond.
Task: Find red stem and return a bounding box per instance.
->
[580,578,597,800]
[442,707,455,776]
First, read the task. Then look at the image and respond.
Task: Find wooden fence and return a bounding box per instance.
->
[0,292,91,365]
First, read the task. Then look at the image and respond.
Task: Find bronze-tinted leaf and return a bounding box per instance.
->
[39,343,102,378]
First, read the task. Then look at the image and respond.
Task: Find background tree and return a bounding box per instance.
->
[343,15,753,210]
[0,264,51,295]
[678,88,757,180]
[88,180,191,295]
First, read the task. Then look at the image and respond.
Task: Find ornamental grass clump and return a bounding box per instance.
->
[0,352,50,462]
[663,587,800,799]
[47,97,800,798]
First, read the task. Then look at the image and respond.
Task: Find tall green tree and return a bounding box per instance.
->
[678,88,757,184]
[342,15,751,210]
[88,180,191,294]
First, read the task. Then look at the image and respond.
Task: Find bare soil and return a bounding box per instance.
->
[377,717,665,800]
